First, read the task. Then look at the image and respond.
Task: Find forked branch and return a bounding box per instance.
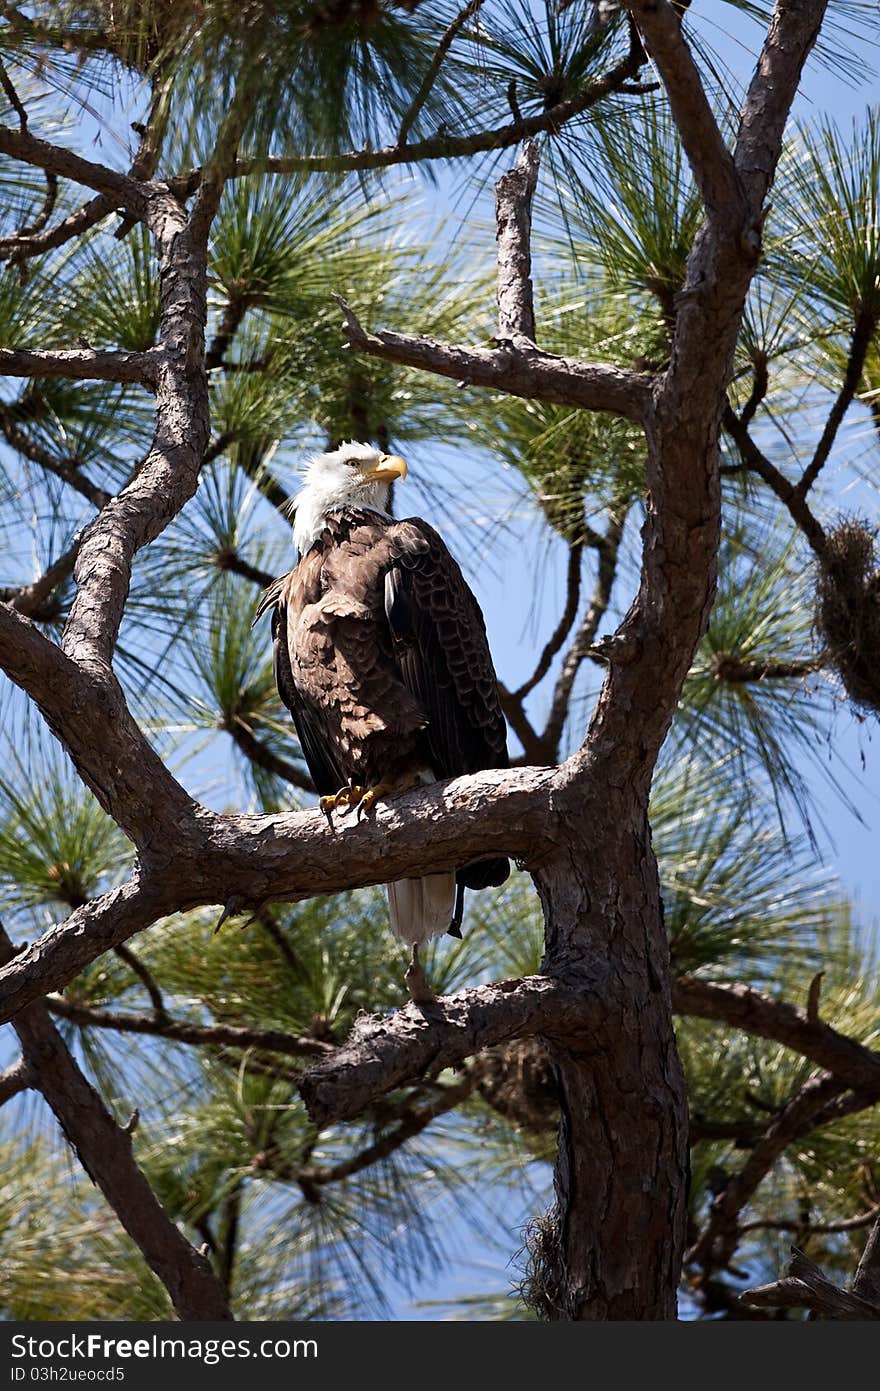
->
[742,1243,880,1319]
[332,294,654,424]
[298,975,590,1127]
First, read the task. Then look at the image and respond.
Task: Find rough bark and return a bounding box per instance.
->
[512,0,829,1319]
[0,766,555,1023]
[333,294,653,422]
[0,345,159,384]
[300,975,586,1126]
[531,814,688,1320]
[495,141,540,344]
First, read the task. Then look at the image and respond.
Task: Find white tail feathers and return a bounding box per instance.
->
[386,873,456,947]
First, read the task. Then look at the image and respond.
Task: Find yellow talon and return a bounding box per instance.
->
[320,784,367,819]
[356,781,393,817]
[320,774,423,823]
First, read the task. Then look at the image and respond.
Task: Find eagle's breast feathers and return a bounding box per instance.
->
[265,507,507,797]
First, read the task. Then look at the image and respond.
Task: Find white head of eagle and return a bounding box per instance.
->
[292,441,408,555]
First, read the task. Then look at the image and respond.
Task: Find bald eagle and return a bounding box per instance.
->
[258,442,509,1000]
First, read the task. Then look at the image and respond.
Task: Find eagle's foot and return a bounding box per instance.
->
[355,780,394,817]
[357,773,423,819]
[319,783,367,820]
[321,774,422,822]
[405,943,436,1005]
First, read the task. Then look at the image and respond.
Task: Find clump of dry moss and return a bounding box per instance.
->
[519,1208,566,1321]
[815,519,880,714]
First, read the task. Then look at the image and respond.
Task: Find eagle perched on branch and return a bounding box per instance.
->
[258,442,510,1000]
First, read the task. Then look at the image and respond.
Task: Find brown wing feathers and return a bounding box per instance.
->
[263,509,509,894]
[384,519,508,780]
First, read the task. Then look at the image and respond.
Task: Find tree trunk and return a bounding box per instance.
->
[528,805,688,1319]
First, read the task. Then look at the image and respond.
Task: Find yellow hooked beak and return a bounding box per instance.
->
[364,453,407,485]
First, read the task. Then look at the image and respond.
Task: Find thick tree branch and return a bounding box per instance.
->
[298,975,589,1127]
[0,345,160,386]
[61,188,209,680]
[0,764,556,1022]
[627,1,745,223]
[673,976,880,1097]
[734,0,829,213]
[742,1245,880,1319]
[196,764,554,909]
[332,295,653,423]
[0,601,197,843]
[0,123,146,208]
[0,928,233,1321]
[576,0,828,792]
[5,86,213,697]
[8,170,223,806]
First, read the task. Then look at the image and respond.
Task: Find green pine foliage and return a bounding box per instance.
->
[0,0,878,1322]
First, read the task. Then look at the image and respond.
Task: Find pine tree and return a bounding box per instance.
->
[1,0,879,1321]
